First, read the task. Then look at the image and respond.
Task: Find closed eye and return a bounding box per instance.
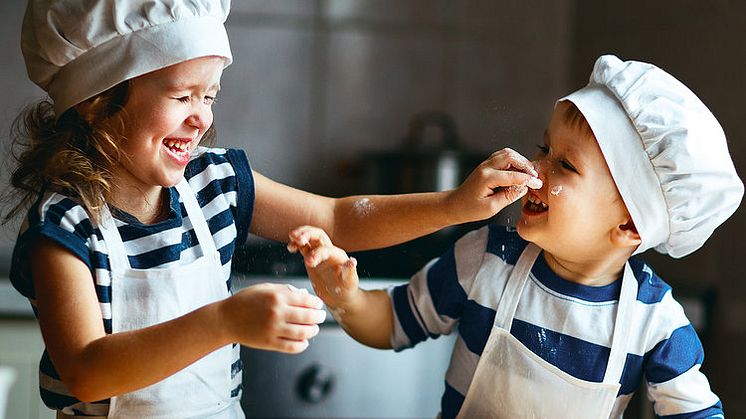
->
[536,144,549,154]
[561,160,577,172]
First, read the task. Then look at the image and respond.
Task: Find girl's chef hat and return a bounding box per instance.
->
[562,55,743,258]
[21,0,233,116]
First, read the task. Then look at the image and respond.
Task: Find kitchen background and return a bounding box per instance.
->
[0,0,745,418]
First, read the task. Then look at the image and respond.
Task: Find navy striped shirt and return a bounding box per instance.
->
[9,147,253,416]
[389,225,723,418]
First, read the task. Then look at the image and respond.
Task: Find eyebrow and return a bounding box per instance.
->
[165,81,221,92]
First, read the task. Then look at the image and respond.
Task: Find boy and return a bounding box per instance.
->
[288,55,743,418]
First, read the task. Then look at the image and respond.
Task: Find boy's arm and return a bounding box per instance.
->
[644,322,723,418]
[251,148,541,251]
[289,226,393,348]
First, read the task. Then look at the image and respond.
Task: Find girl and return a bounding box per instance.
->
[6,1,542,418]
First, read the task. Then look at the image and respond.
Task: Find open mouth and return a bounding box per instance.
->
[162,138,192,164]
[523,193,548,214]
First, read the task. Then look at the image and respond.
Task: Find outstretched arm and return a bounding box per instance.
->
[288,225,394,348]
[250,148,541,251]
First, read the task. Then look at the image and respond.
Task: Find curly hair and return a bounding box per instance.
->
[3,82,216,224]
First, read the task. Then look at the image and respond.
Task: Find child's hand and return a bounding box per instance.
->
[220,283,326,354]
[287,226,361,311]
[448,148,542,222]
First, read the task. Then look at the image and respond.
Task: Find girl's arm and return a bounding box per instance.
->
[32,238,325,402]
[250,148,541,251]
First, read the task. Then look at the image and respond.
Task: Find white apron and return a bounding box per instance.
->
[456,243,637,419]
[97,179,243,419]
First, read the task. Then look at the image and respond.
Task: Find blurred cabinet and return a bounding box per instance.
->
[0,319,53,419]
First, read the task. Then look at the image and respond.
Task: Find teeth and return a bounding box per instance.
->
[164,139,190,153]
[527,195,548,209]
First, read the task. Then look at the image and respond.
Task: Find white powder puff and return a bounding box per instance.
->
[352,198,374,217]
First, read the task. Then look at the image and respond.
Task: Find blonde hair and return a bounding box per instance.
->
[3,82,216,224]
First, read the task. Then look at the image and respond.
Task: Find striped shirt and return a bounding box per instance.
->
[9,147,253,416]
[389,224,723,419]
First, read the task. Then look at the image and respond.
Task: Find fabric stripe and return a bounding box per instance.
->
[510,318,610,382]
[441,381,466,419]
[646,324,704,384]
[392,284,427,347]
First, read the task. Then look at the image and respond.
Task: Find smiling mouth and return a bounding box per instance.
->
[524,194,548,214]
[163,138,191,157]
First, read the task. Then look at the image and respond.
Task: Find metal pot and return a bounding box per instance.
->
[359,110,485,194]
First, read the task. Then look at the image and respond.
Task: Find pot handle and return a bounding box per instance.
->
[403,110,461,151]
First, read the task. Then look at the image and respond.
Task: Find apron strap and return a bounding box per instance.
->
[493,242,541,330]
[98,205,131,271]
[174,178,219,258]
[603,262,637,384]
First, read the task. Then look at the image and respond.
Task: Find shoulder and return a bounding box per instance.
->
[628,258,693,349]
[629,257,673,304]
[11,192,97,298]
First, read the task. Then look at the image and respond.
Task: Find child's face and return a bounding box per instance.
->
[517,101,631,261]
[112,56,224,189]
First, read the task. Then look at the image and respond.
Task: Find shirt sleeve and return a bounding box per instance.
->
[10,196,94,299]
[645,323,723,418]
[225,148,254,246]
[389,226,489,350]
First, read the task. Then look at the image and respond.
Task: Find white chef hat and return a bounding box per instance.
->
[21,0,233,116]
[561,55,743,258]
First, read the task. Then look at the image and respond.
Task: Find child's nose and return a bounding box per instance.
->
[186,109,212,132]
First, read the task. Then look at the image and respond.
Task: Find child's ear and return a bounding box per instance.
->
[611,218,642,248]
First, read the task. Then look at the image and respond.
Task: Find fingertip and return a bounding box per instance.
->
[527,177,543,189]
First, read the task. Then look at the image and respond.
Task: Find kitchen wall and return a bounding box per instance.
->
[215,0,573,196]
[570,0,746,414]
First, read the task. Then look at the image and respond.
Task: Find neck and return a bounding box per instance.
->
[111,184,167,224]
[542,249,631,286]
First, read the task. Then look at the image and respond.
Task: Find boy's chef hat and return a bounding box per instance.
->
[22,0,233,116]
[562,55,743,258]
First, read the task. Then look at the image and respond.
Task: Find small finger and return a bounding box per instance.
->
[487,148,538,177]
[340,257,359,283]
[282,323,321,341]
[277,338,310,354]
[306,246,348,268]
[289,226,333,248]
[286,290,325,310]
[287,306,327,325]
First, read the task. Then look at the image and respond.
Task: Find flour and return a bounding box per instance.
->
[550,185,563,196]
[352,198,374,217]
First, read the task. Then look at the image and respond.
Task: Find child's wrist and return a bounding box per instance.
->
[326,287,365,319]
[440,190,466,224]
